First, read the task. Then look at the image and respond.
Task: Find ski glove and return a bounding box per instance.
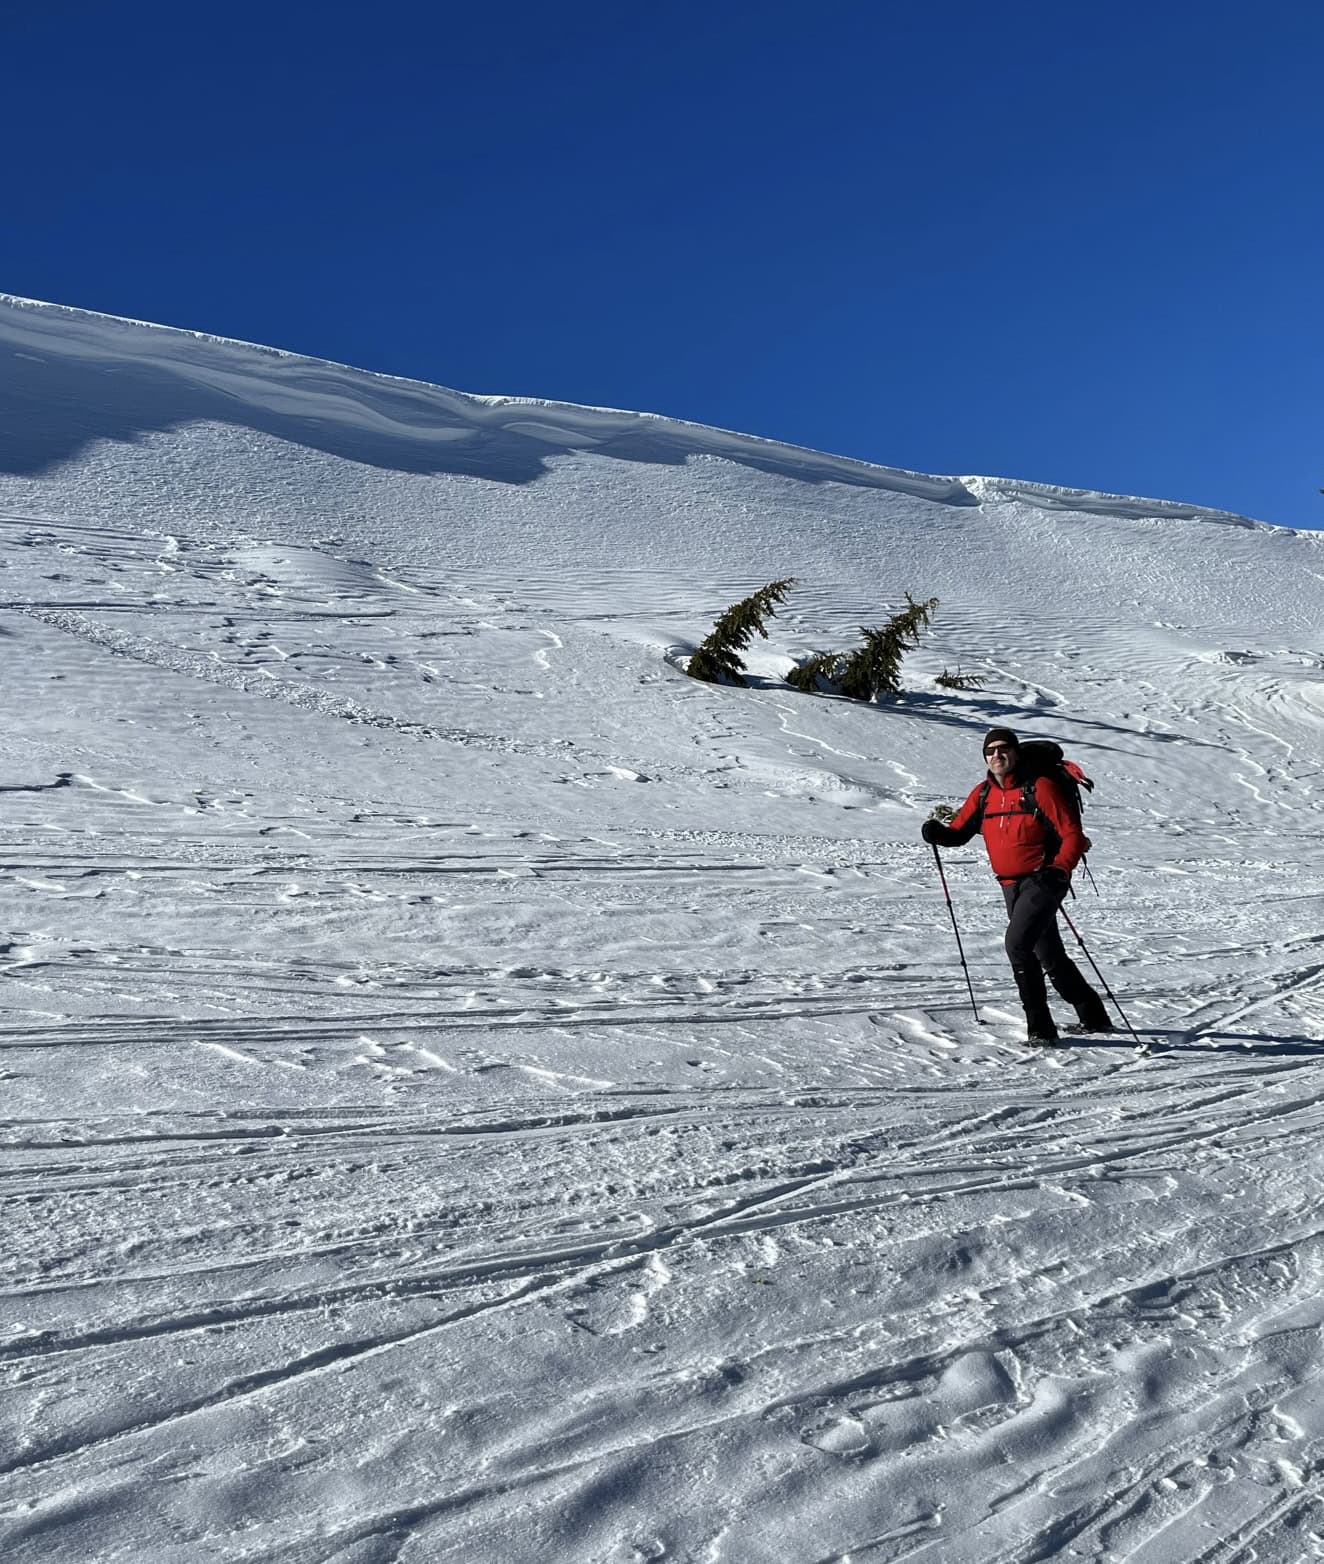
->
[922,819,958,847]
[1034,866,1070,897]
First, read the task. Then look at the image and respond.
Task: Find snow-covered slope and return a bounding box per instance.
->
[2,294,1323,1563]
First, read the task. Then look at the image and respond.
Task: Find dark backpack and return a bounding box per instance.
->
[978,740,1095,857]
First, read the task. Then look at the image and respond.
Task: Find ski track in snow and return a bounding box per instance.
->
[2,298,1324,1562]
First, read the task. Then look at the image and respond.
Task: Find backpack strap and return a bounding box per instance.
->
[975,777,1058,864]
[1021,779,1061,867]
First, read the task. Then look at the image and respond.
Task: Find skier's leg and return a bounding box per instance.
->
[1012,963,1058,1041]
[1004,881,1059,1041]
[1036,917,1112,1031]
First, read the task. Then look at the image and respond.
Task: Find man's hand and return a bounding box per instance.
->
[1035,866,1070,895]
[922,819,956,846]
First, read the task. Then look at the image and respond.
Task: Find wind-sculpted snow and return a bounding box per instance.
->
[960,474,1270,531]
[2,302,1324,1562]
[0,294,976,499]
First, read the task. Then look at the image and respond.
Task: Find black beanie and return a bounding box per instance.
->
[982,728,1019,754]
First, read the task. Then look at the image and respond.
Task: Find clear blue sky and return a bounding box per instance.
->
[5,1,1322,528]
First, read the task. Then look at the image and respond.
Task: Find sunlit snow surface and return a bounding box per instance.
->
[3,294,1324,1563]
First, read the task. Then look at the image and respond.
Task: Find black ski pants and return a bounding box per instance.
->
[1001,874,1099,1015]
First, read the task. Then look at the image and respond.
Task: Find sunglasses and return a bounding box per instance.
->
[984,744,1016,756]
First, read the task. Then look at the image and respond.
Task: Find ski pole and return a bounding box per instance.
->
[931,844,981,1022]
[1058,906,1141,1043]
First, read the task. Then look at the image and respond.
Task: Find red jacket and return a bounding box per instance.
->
[947,771,1088,882]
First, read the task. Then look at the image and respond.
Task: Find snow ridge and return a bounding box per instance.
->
[1,293,1281,531]
[1,293,974,499]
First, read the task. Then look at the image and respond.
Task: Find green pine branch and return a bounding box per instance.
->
[935,664,987,691]
[788,593,938,702]
[687,577,797,687]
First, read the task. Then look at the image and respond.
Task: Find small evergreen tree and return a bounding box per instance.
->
[687,577,796,687]
[935,665,987,692]
[788,593,938,702]
[784,648,845,694]
[848,593,937,700]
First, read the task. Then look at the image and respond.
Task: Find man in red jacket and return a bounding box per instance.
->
[922,728,1112,1043]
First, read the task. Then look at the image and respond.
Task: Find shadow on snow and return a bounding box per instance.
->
[1072,1028,1324,1056]
[0,345,978,497]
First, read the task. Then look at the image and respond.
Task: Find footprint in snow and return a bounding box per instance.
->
[802,1411,873,1457]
